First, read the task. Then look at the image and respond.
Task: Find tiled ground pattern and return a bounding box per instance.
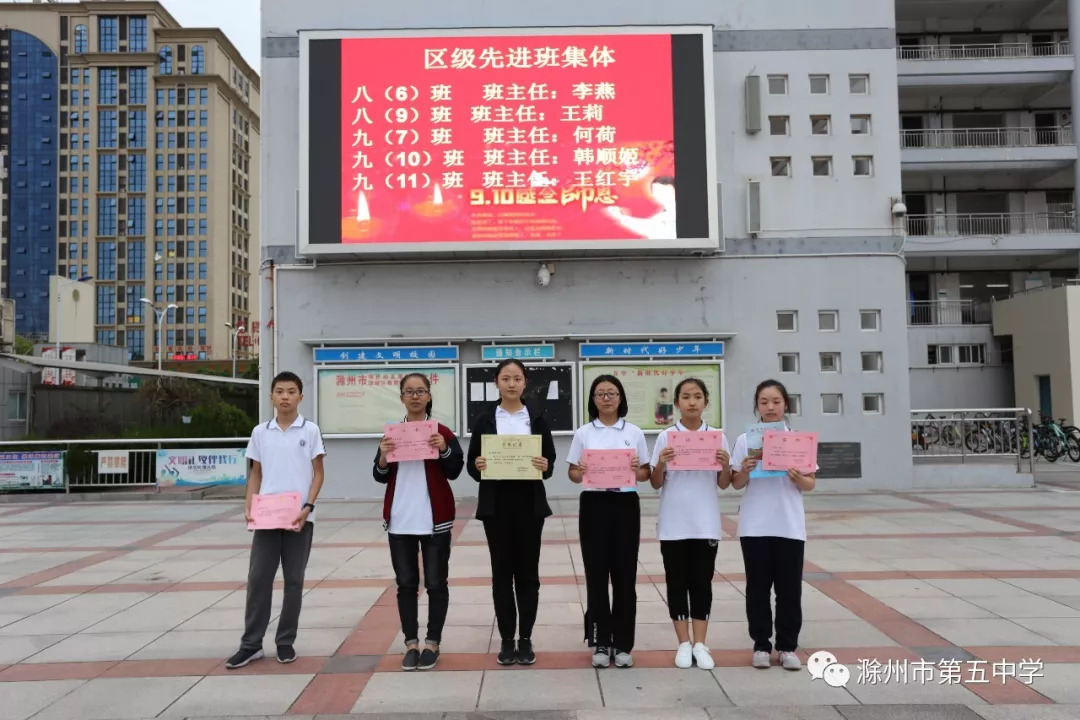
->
[2,483,1080,719]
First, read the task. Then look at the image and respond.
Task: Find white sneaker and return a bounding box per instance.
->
[752,650,771,668]
[675,641,693,669]
[614,651,633,668]
[778,651,802,670]
[592,646,611,668]
[692,642,715,670]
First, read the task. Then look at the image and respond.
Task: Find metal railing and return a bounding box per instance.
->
[0,437,247,491]
[900,126,1074,149]
[905,212,1077,237]
[911,408,1033,471]
[898,42,1072,60]
[907,299,991,326]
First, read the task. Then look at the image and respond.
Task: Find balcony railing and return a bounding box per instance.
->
[898,42,1072,60]
[901,126,1074,149]
[905,212,1077,237]
[908,299,991,326]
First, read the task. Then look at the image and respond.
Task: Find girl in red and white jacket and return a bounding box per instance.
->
[373,372,463,671]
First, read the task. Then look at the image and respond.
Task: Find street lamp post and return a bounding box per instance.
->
[140,298,178,371]
[225,322,246,378]
[55,274,93,358]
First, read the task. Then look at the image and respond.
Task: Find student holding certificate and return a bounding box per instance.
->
[373,373,464,671]
[649,378,731,671]
[729,379,816,672]
[566,375,651,669]
[467,359,557,666]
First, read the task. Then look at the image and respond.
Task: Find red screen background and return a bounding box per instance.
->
[338,34,675,244]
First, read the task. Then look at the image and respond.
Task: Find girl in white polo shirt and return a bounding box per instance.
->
[649,377,731,670]
[567,374,651,669]
[729,379,816,672]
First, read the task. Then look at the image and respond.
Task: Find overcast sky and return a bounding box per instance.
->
[160,0,261,73]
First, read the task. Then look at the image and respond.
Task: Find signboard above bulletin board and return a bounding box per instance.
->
[463,363,576,434]
[299,25,717,255]
[581,362,723,432]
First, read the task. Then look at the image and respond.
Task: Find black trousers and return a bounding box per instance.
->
[579,491,640,652]
[740,536,805,653]
[483,512,544,641]
[388,531,452,644]
[660,538,717,621]
[240,522,314,651]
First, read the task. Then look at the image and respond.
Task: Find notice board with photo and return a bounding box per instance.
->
[463,363,576,434]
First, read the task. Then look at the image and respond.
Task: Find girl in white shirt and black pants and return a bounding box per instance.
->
[730,379,816,672]
[649,377,731,670]
[567,374,651,669]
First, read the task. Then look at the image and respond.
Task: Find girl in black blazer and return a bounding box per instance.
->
[467,359,557,666]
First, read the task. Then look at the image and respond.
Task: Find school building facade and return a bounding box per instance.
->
[260,0,1076,498]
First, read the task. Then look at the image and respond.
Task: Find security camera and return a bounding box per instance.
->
[891,201,908,218]
[536,263,552,287]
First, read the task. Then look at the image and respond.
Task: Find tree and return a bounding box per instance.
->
[13,335,33,355]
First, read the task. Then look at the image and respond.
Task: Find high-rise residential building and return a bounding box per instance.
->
[0,0,259,362]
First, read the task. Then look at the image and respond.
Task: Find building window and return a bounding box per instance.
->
[129,153,146,192]
[818,310,838,331]
[768,74,788,95]
[191,45,206,74]
[771,156,791,177]
[129,240,145,280]
[98,16,119,52]
[812,156,832,177]
[128,197,146,236]
[778,353,800,373]
[860,309,880,331]
[849,74,870,94]
[126,329,145,361]
[199,110,208,126]
[811,115,831,135]
[129,16,148,53]
[822,394,843,415]
[788,394,802,416]
[809,74,829,94]
[159,46,173,75]
[769,116,789,136]
[6,391,26,421]
[73,24,88,53]
[853,156,874,176]
[931,344,986,365]
[98,198,118,237]
[96,284,116,325]
[97,110,118,148]
[777,310,798,331]
[862,393,883,414]
[820,352,840,373]
[129,68,148,104]
[851,115,871,135]
[98,154,117,192]
[200,88,209,105]
[98,69,118,105]
[128,110,147,148]
[861,352,883,373]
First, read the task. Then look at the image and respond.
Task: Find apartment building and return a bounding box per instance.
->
[896,0,1080,418]
[0,0,259,362]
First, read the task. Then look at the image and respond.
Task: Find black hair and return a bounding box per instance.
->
[673,377,709,405]
[652,175,674,186]
[587,374,629,421]
[399,372,433,416]
[494,358,529,381]
[271,371,303,394]
[754,378,791,417]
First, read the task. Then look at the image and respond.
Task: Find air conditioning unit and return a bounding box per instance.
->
[747,180,762,235]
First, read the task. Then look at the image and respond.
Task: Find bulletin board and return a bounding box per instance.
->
[579,361,724,432]
[462,363,577,435]
[315,364,459,437]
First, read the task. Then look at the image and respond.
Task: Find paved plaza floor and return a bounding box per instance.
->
[2,478,1080,719]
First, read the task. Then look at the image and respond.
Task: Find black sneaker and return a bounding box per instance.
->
[497,639,517,665]
[418,647,439,670]
[276,645,296,664]
[402,647,420,671]
[517,638,536,665]
[225,647,263,669]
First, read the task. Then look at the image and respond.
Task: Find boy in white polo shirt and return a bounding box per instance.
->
[226,371,326,669]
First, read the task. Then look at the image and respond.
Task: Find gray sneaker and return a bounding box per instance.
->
[752,650,771,668]
[778,651,802,671]
[614,651,633,668]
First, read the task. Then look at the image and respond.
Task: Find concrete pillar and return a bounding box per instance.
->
[1071,0,1080,216]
